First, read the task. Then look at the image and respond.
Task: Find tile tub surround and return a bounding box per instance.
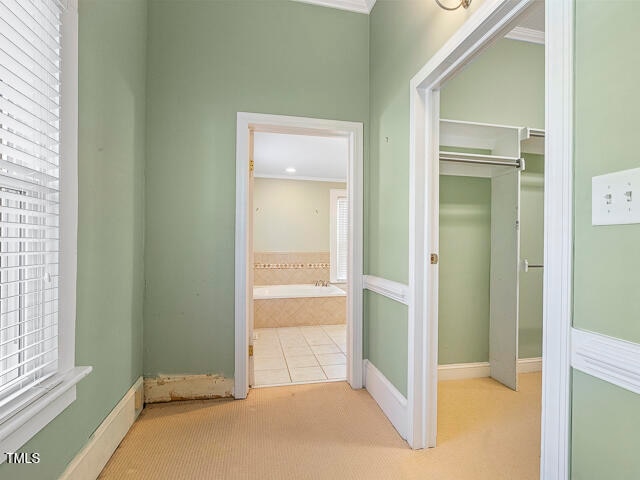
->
[253,325,347,387]
[254,295,346,328]
[254,252,330,285]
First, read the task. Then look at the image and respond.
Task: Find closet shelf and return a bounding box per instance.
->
[440,119,522,158]
[521,127,546,155]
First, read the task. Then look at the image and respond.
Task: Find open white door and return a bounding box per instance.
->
[489,168,521,391]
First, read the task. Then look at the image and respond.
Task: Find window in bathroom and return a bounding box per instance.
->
[330,189,348,283]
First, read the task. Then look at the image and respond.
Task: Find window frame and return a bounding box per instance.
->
[0,0,91,459]
[329,188,348,284]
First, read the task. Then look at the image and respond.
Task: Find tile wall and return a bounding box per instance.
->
[254,252,330,285]
[254,296,346,328]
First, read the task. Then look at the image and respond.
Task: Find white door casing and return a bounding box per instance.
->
[409,4,572,479]
[235,113,364,398]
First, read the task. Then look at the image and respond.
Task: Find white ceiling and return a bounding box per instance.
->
[253,132,348,182]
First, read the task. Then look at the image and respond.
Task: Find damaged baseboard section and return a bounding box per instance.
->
[144,374,234,403]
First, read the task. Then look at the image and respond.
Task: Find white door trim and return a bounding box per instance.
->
[540,1,573,478]
[408,0,538,450]
[408,2,573,477]
[235,112,364,398]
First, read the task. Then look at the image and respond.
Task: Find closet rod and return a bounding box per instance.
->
[439,151,522,168]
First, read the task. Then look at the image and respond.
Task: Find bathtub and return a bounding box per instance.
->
[253,284,346,328]
[254,284,346,300]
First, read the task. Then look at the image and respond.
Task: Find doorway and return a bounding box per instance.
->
[252,133,349,386]
[407,4,572,475]
[234,113,364,398]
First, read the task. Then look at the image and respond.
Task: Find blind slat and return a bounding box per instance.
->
[0,3,61,68]
[0,333,58,363]
[0,111,59,150]
[8,0,61,47]
[0,63,60,111]
[0,172,59,194]
[0,117,61,158]
[0,82,60,124]
[0,33,59,85]
[0,323,57,348]
[0,51,60,103]
[0,370,57,417]
[0,358,58,395]
[0,274,58,288]
[0,97,60,139]
[0,313,57,334]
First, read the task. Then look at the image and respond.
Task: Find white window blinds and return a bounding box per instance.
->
[336,196,348,282]
[0,0,63,409]
[330,189,348,284]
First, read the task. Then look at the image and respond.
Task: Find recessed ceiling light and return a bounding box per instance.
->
[285,167,296,173]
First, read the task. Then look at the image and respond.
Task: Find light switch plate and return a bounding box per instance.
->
[592,167,640,225]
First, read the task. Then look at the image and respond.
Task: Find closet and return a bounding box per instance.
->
[439,119,544,391]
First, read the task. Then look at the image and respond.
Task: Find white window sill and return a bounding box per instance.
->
[0,366,92,461]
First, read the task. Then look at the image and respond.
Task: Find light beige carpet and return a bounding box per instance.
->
[99,372,541,480]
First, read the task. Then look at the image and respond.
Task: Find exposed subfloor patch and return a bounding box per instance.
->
[253,325,347,387]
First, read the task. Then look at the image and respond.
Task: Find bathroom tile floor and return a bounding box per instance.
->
[253,325,347,387]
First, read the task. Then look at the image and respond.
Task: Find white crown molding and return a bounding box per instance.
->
[363,275,409,305]
[292,0,376,14]
[572,328,640,396]
[505,26,545,45]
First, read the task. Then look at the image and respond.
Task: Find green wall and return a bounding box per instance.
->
[143,0,369,377]
[571,1,640,477]
[438,176,491,365]
[367,0,487,394]
[369,0,487,284]
[0,1,148,478]
[572,371,640,479]
[440,39,545,128]
[573,1,640,343]
[364,291,408,396]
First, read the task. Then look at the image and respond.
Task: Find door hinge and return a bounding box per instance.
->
[249,159,254,173]
[249,344,254,357]
[430,253,439,265]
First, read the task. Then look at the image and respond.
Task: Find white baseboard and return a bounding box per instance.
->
[518,357,543,374]
[438,357,542,381]
[144,374,234,403]
[59,377,144,480]
[363,360,408,440]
